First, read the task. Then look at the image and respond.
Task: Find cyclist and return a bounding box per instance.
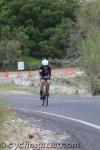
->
[39,59,51,99]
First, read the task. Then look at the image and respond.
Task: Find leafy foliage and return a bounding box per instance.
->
[0,0,79,67]
[77,0,100,95]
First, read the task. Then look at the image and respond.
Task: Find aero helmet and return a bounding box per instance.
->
[42,59,48,66]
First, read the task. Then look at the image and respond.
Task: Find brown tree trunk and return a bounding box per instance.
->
[88,74,96,96]
[91,82,96,96]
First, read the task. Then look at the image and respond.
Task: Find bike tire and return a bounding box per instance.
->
[42,98,44,106]
[42,92,46,106]
[46,96,48,106]
[46,83,49,106]
[42,80,49,106]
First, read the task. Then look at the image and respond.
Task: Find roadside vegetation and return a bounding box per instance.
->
[0,0,79,70]
[0,101,9,128]
[76,0,100,95]
[0,100,15,149]
[0,83,34,94]
[0,0,99,95]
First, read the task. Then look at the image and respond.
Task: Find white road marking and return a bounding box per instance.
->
[17,108,100,130]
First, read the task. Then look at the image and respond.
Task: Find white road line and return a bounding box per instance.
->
[18,108,100,130]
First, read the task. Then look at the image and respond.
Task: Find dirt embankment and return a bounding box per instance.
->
[0,101,72,150]
[3,118,72,150]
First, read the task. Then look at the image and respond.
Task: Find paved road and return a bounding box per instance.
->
[1,94,100,150]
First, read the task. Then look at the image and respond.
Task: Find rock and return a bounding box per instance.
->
[28,134,34,139]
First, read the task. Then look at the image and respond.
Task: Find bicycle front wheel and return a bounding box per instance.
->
[46,96,48,106]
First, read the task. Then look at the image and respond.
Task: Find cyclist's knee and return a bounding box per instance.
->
[48,80,51,85]
[40,80,45,91]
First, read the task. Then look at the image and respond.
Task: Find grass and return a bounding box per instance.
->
[70,76,90,89]
[0,83,39,94]
[0,102,5,128]
[0,101,13,125]
[22,56,41,70]
[22,56,41,65]
[0,100,15,149]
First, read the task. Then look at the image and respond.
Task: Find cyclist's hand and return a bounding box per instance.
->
[44,75,50,79]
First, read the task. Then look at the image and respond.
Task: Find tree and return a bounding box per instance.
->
[0,0,79,60]
[6,40,21,65]
[77,0,100,95]
[0,40,7,66]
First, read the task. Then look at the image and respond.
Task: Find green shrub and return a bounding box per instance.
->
[95,81,100,95]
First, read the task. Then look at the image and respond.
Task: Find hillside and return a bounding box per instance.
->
[0,0,79,69]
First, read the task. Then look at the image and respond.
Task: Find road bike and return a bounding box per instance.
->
[42,79,49,106]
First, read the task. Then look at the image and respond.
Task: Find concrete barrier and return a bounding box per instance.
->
[0,68,84,79]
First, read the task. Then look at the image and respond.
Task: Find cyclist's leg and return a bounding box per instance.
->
[47,80,51,96]
[40,79,45,99]
[48,79,51,89]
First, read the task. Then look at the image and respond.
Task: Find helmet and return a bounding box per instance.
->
[42,59,48,66]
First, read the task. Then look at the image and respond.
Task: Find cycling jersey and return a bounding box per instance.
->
[39,65,51,79]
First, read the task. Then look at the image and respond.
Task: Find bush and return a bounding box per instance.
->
[49,58,76,68]
[94,81,100,95]
[49,58,62,68]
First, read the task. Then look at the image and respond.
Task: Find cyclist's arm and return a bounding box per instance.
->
[39,66,43,78]
[49,66,51,79]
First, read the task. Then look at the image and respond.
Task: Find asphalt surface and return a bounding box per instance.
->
[1,94,100,150]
